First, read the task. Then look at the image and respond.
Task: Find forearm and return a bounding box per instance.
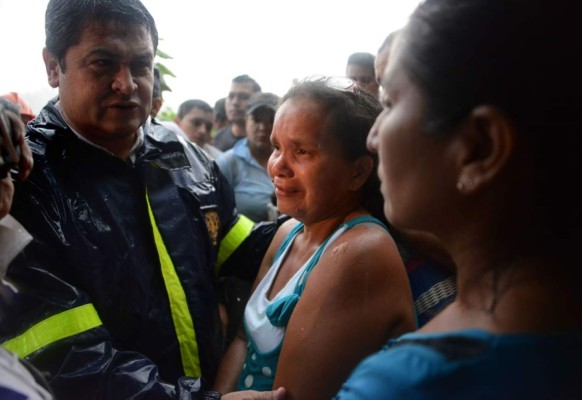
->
[1,263,198,399]
[213,333,248,393]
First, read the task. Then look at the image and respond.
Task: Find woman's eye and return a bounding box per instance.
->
[380,95,392,110]
[380,91,393,110]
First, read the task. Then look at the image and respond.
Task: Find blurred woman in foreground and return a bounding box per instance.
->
[336,0,582,398]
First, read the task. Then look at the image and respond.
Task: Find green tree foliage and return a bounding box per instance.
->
[155,47,175,93]
[155,45,176,121]
[158,107,176,121]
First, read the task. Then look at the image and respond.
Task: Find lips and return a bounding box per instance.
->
[274,182,298,196]
[109,101,140,109]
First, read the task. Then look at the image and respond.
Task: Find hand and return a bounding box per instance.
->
[0,108,33,218]
[221,387,286,400]
[0,108,33,181]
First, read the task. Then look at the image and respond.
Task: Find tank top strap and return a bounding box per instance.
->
[342,216,387,230]
[266,216,387,327]
[294,216,387,295]
[272,221,305,264]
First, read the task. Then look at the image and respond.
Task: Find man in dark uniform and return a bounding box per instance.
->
[0,1,283,399]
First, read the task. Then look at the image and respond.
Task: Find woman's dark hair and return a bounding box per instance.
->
[282,78,386,223]
[45,0,158,70]
[400,0,582,242]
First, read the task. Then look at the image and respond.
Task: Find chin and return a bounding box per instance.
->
[117,117,145,132]
[276,202,302,220]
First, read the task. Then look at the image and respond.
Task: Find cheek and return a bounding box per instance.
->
[311,164,349,194]
[378,134,394,178]
[138,80,153,103]
[376,112,412,182]
[376,120,395,176]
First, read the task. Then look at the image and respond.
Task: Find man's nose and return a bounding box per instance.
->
[112,67,137,94]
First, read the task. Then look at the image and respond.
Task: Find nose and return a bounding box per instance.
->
[112,66,137,95]
[197,124,208,136]
[230,94,242,107]
[268,149,291,179]
[257,121,273,134]
[367,115,381,153]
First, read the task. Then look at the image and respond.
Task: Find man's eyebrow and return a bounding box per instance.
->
[84,48,153,61]
[85,47,117,58]
[134,51,154,61]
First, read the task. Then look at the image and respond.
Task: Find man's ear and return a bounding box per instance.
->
[349,155,374,191]
[150,98,163,118]
[43,48,61,88]
[453,105,518,193]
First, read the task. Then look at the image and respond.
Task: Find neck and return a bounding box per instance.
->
[441,247,582,334]
[86,132,137,161]
[61,108,138,161]
[231,122,246,138]
[300,209,368,246]
[249,146,271,169]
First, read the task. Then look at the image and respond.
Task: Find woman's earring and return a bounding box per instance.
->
[457,177,479,192]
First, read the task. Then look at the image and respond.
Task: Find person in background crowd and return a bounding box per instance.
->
[213,75,261,152]
[336,0,582,398]
[149,66,164,118]
[345,52,379,98]
[213,97,228,134]
[175,99,223,159]
[0,100,52,400]
[216,92,278,223]
[0,93,35,125]
[374,30,400,91]
[0,0,282,399]
[214,77,415,399]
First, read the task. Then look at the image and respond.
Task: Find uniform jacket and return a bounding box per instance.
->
[0,99,275,399]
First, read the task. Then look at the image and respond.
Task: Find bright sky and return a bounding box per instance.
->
[0,0,420,115]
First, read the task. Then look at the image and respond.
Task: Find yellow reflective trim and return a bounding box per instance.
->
[216,214,255,274]
[146,194,200,377]
[1,303,102,358]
